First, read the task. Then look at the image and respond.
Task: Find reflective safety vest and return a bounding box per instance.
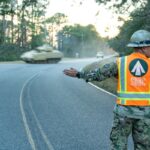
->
[117,52,150,106]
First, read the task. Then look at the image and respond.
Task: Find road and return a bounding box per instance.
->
[0,58,133,150]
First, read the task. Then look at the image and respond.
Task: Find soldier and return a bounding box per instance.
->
[63,30,150,150]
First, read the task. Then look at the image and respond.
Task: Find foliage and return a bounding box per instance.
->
[31,33,46,48]
[45,13,67,46]
[0,44,27,61]
[107,0,150,55]
[57,24,106,57]
[0,0,51,61]
[0,0,150,61]
[82,56,117,94]
[46,13,67,25]
[95,0,146,8]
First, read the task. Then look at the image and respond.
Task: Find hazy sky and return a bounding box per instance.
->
[46,0,124,38]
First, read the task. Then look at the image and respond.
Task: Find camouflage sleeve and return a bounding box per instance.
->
[78,61,118,82]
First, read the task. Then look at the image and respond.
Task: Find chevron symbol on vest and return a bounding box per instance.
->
[131,60,145,76]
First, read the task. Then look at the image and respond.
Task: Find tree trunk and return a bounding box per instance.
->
[11,13,14,43]
[2,14,6,44]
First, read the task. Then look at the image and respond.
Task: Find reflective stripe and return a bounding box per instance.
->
[118,58,121,90]
[117,99,150,106]
[118,93,150,99]
[120,99,126,105]
[120,57,126,91]
[124,57,127,91]
[117,90,150,94]
[117,53,150,106]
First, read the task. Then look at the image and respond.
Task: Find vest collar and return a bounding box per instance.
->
[132,52,148,59]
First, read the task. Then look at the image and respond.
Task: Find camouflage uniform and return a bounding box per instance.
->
[78,58,150,150]
[110,113,150,150]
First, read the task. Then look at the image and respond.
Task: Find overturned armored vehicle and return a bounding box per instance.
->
[20,44,63,63]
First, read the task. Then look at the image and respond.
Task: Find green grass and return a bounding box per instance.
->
[91,77,117,95]
[82,57,118,95]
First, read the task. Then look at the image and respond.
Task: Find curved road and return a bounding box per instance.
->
[0,59,133,150]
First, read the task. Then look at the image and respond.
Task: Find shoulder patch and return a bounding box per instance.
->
[129,59,148,77]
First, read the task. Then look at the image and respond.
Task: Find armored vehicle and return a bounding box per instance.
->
[20,44,63,63]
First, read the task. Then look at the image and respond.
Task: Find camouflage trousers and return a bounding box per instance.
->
[110,114,150,150]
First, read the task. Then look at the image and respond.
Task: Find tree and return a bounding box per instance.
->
[108,4,150,55]
[94,0,150,55]
[17,0,49,47]
[95,0,146,8]
[0,0,52,61]
[58,24,106,57]
[45,13,67,46]
[0,0,11,44]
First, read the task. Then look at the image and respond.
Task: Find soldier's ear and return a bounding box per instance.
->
[142,47,147,51]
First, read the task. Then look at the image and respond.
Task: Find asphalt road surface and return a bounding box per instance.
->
[0,58,133,150]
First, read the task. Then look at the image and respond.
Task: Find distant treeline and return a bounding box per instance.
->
[0,0,108,60]
[95,0,150,56]
[0,0,149,60]
[0,0,50,60]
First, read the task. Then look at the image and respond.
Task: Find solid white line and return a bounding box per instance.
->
[20,73,55,150]
[29,101,55,150]
[20,74,38,150]
[88,82,117,98]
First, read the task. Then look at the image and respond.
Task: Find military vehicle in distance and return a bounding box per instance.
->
[20,44,63,63]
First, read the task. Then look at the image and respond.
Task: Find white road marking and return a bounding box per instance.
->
[88,82,117,98]
[20,74,38,150]
[20,73,55,150]
[29,101,55,150]
[19,65,116,150]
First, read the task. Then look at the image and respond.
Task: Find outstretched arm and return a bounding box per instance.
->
[63,61,118,82]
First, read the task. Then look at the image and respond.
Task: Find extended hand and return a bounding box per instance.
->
[63,68,79,77]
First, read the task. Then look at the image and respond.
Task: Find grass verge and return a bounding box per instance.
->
[82,57,117,95]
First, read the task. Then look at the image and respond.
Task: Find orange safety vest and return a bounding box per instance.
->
[117,52,150,106]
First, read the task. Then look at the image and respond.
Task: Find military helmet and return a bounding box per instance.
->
[127,30,150,47]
